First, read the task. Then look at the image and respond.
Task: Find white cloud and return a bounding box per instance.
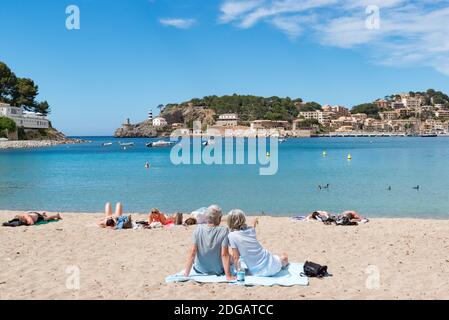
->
[159,18,196,29]
[218,0,449,75]
[219,0,265,23]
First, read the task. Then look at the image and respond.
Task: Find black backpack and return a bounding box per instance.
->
[301,261,332,278]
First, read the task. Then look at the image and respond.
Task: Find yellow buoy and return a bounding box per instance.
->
[347,153,352,160]
[266,152,270,157]
[322,151,327,157]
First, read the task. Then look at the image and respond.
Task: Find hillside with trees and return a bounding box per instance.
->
[163,94,304,123]
[0,61,50,115]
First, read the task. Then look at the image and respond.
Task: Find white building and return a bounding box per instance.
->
[299,111,330,126]
[435,110,449,120]
[0,103,49,129]
[152,116,167,127]
[216,113,239,127]
[401,97,422,109]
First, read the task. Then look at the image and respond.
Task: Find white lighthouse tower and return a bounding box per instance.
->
[148,109,153,121]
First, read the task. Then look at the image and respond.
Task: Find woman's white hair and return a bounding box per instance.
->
[206,204,223,225]
[227,209,247,231]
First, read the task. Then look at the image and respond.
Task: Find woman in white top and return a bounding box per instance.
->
[226,209,289,277]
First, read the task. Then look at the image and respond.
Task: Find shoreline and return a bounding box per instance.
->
[1,210,449,299]
[1,209,448,220]
[0,138,88,150]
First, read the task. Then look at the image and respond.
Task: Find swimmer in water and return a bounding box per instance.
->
[145,162,150,169]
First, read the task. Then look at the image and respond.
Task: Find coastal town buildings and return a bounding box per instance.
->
[299,110,331,126]
[435,110,449,120]
[152,116,167,127]
[400,94,425,109]
[0,103,49,129]
[379,111,399,121]
[375,99,391,109]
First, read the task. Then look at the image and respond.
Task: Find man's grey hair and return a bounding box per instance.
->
[207,204,222,226]
[227,209,247,231]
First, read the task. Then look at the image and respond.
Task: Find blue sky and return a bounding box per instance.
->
[1,0,449,136]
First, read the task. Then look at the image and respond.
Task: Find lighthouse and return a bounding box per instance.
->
[148,109,153,121]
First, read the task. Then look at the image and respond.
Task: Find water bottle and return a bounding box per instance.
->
[237,258,246,282]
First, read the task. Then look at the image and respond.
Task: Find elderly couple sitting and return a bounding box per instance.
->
[184,205,289,280]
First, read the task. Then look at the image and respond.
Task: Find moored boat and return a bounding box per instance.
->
[119,142,135,147]
[146,140,174,148]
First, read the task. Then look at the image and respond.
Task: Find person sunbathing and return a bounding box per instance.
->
[148,208,175,226]
[339,210,368,223]
[14,212,61,226]
[98,202,132,229]
[183,205,233,280]
[306,211,332,221]
[227,209,289,277]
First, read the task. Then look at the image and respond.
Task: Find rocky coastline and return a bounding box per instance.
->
[0,138,87,150]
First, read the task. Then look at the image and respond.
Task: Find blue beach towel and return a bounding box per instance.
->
[165,263,308,287]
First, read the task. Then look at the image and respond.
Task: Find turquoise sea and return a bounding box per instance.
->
[1,137,449,218]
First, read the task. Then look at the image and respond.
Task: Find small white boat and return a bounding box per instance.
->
[146,140,174,148]
[102,142,113,146]
[119,142,135,147]
[279,138,287,143]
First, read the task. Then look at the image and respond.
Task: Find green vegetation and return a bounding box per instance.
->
[351,103,380,118]
[424,89,449,107]
[0,116,17,137]
[164,94,304,122]
[296,118,320,128]
[299,102,322,112]
[0,61,51,115]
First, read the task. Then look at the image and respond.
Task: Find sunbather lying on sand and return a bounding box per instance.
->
[306,211,332,221]
[227,209,289,277]
[3,211,62,227]
[339,211,369,223]
[148,208,175,226]
[98,202,132,229]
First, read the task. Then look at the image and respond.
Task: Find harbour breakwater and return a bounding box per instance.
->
[0,138,87,150]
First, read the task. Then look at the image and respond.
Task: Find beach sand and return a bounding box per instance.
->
[1,210,449,300]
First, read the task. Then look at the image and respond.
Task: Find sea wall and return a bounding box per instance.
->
[0,138,86,150]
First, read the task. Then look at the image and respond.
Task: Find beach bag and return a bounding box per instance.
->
[301,261,331,278]
[184,218,197,226]
[175,212,183,225]
[123,215,133,229]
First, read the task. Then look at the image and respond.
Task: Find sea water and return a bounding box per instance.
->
[1,137,449,218]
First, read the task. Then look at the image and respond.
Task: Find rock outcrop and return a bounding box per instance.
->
[114,120,161,138]
[114,106,217,138]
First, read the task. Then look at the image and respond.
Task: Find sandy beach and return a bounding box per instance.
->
[1,210,449,300]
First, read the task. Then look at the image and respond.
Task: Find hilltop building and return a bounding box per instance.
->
[0,103,49,129]
[152,116,167,127]
[215,113,239,127]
